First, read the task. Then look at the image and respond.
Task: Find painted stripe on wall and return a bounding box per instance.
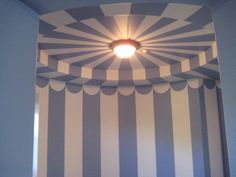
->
[188,86,209,177]
[216,87,230,177]
[171,85,194,177]
[47,87,65,177]
[154,89,175,177]
[64,89,83,177]
[199,87,211,177]
[204,86,224,177]
[36,86,49,177]
[118,92,138,177]
[100,92,119,177]
[83,91,101,177]
[135,90,156,177]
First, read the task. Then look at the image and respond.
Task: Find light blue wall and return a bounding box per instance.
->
[20,0,215,14]
[0,1,38,177]
[212,1,236,176]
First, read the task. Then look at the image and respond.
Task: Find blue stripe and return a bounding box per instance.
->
[73,53,109,66]
[146,68,160,79]
[190,56,200,69]
[153,45,208,51]
[139,17,176,40]
[136,53,159,68]
[118,80,134,86]
[51,51,99,60]
[118,93,138,177]
[37,67,54,73]
[148,52,178,64]
[94,56,115,70]
[171,63,181,75]
[39,43,97,49]
[199,86,211,177]
[131,2,167,16]
[186,7,212,26]
[44,31,99,42]
[161,34,215,43]
[174,73,197,80]
[53,75,77,81]
[47,87,65,177]
[86,79,105,85]
[153,89,175,177]
[216,87,230,177]
[188,86,208,177]
[39,20,55,35]
[120,60,132,70]
[128,15,146,36]
[193,67,220,79]
[156,23,203,39]
[83,91,101,177]
[68,21,111,40]
[66,6,104,21]
[148,78,166,84]
[96,16,122,38]
[119,70,132,81]
[155,50,195,59]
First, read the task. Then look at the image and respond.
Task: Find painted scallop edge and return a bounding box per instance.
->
[36,78,217,95]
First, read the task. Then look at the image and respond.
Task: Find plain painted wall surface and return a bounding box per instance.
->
[19,0,216,14]
[212,0,236,176]
[0,0,38,177]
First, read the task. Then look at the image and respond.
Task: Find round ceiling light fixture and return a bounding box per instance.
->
[110,39,141,59]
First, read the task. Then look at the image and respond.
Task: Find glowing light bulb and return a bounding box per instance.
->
[114,44,136,59]
[110,39,140,59]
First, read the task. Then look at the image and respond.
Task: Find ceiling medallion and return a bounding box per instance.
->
[110,39,141,59]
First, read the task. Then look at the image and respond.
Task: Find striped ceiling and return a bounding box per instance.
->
[37,2,219,86]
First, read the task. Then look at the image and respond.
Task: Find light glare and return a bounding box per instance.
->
[114,44,136,59]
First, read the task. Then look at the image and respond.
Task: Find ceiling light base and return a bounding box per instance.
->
[110,39,141,59]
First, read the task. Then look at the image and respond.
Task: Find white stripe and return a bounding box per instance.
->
[36,85,49,177]
[171,86,194,177]
[62,50,110,64]
[43,47,108,55]
[133,16,160,39]
[64,89,83,177]
[202,64,219,72]
[84,52,115,68]
[145,47,201,55]
[204,22,215,31]
[40,10,76,27]
[142,41,214,46]
[38,37,107,46]
[144,28,213,43]
[55,26,112,43]
[37,72,65,79]
[151,51,184,61]
[162,3,201,20]
[204,86,224,177]
[100,92,120,177]
[163,76,184,82]
[137,20,190,42]
[137,51,168,66]
[133,80,151,86]
[100,3,131,16]
[81,18,118,40]
[186,71,211,79]
[114,15,129,39]
[135,91,157,177]
[129,55,145,69]
[68,77,90,85]
[108,57,121,70]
